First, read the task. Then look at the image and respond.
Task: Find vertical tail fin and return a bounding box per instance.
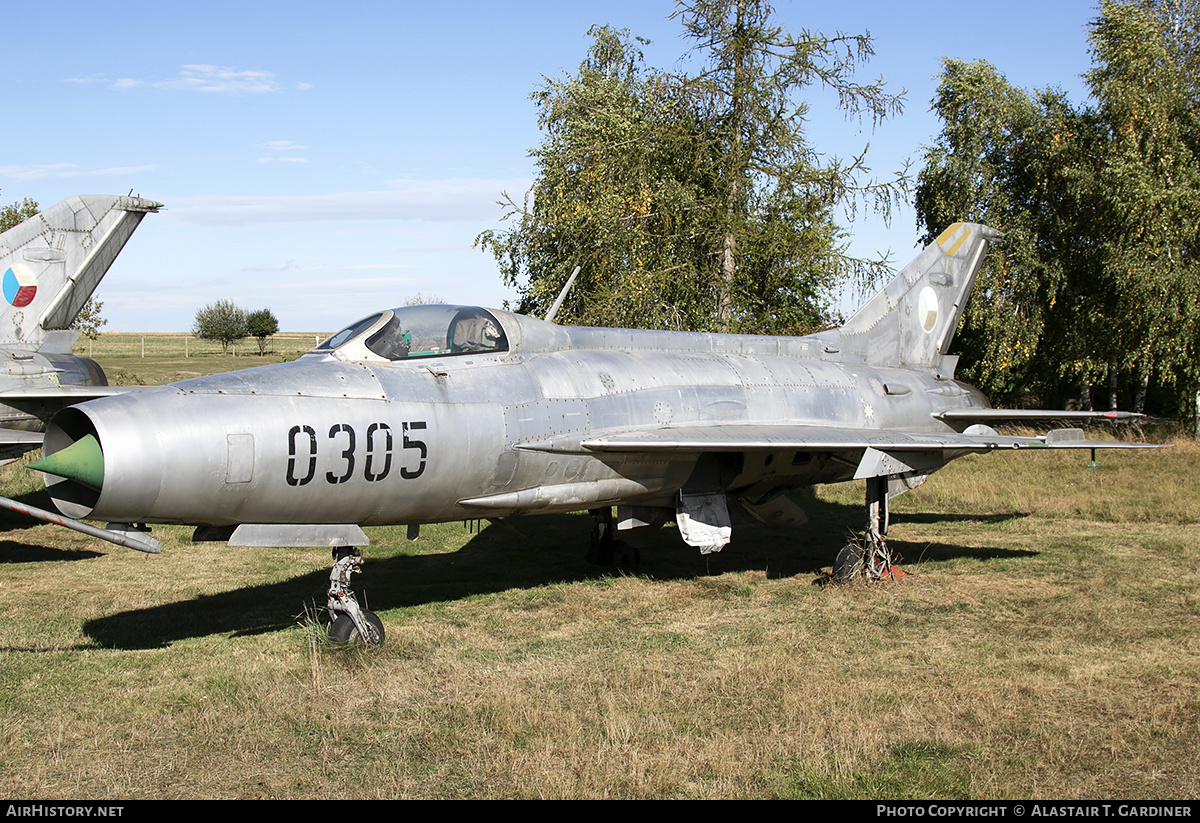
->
[0,195,160,347]
[834,222,1002,369]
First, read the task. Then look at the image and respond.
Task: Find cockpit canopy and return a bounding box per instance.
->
[313,305,509,362]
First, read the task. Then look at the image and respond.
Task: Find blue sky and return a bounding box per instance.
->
[3,0,1101,332]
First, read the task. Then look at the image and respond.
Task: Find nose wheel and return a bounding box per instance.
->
[327,547,385,645]
[329,610,385,645]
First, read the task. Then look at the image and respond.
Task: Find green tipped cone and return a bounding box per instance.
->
[29,434,105,492]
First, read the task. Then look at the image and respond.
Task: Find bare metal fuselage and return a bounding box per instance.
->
[35,222,1155,570]
[43,314,988,528]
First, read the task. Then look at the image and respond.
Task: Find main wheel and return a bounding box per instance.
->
[833,542,864,583]
[329,610,385,645]
[612,540,641,570]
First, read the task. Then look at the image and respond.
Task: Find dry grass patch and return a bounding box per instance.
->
[1,380,1198,797]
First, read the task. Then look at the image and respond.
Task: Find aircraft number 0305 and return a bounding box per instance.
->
[286,422,427,486]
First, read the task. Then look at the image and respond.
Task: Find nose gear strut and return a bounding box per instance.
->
[327,547,385,645]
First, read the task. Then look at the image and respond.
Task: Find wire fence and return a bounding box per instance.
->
[72,332,330,358]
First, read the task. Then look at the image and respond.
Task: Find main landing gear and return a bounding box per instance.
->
[587,507,640,569]
[833,476,899,583]
[328,547,385,645]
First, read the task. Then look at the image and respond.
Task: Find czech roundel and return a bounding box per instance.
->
[3,265,37,308]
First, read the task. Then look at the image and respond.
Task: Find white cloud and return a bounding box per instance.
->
[88,164,158,177]
[154,65,280,94]
[0,163,78,181]
[257,140,308,152]
[293,275,417,289]
[65,66,282,94]
[241,261,410,273]
[255,140,310,164]
[242,260,299,272]
[169,178,530,226]
[0,163,158,181]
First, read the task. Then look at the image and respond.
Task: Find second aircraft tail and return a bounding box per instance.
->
[0,195,160,348]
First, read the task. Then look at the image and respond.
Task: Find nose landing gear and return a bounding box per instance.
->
[327,547,385,645]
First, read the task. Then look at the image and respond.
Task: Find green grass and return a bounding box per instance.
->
[0,345,1197,798]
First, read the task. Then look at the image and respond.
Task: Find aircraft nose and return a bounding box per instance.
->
[29,434,105,492]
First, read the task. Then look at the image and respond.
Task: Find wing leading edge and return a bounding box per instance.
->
[517,424,1162,455]
[0,428,44,463]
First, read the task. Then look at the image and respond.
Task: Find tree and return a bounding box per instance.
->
[0,196,39,232]
[914,60,1086,404]
[72,298,108,340]
[1085,0,1200,414]
[403,292,446,306]
[674,0,907,332]
[245,308,279,355]
[193,299,248,353]
[478,27,718,331]
[478,1,907,335]
[915,0,1200,416]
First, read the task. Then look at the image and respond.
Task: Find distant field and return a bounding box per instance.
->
[74,331,327,360]
[72,331,330,385]
[0,347,1196,798]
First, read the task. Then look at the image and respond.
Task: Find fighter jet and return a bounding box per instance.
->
[28,222,1154,644]
[0,195,160,463]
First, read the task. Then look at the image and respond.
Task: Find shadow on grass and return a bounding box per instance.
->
[886,539,1038,567]
[0,539,104,562]
[69,496,1043,650]
[0,487,108,562]
[892,512,1030,525]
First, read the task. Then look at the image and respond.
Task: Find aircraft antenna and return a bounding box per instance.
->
[544,266,581,323]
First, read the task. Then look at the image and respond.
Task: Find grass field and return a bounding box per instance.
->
[75,331,326,359]
[72,331,325,386]
[0,340,1197,798]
